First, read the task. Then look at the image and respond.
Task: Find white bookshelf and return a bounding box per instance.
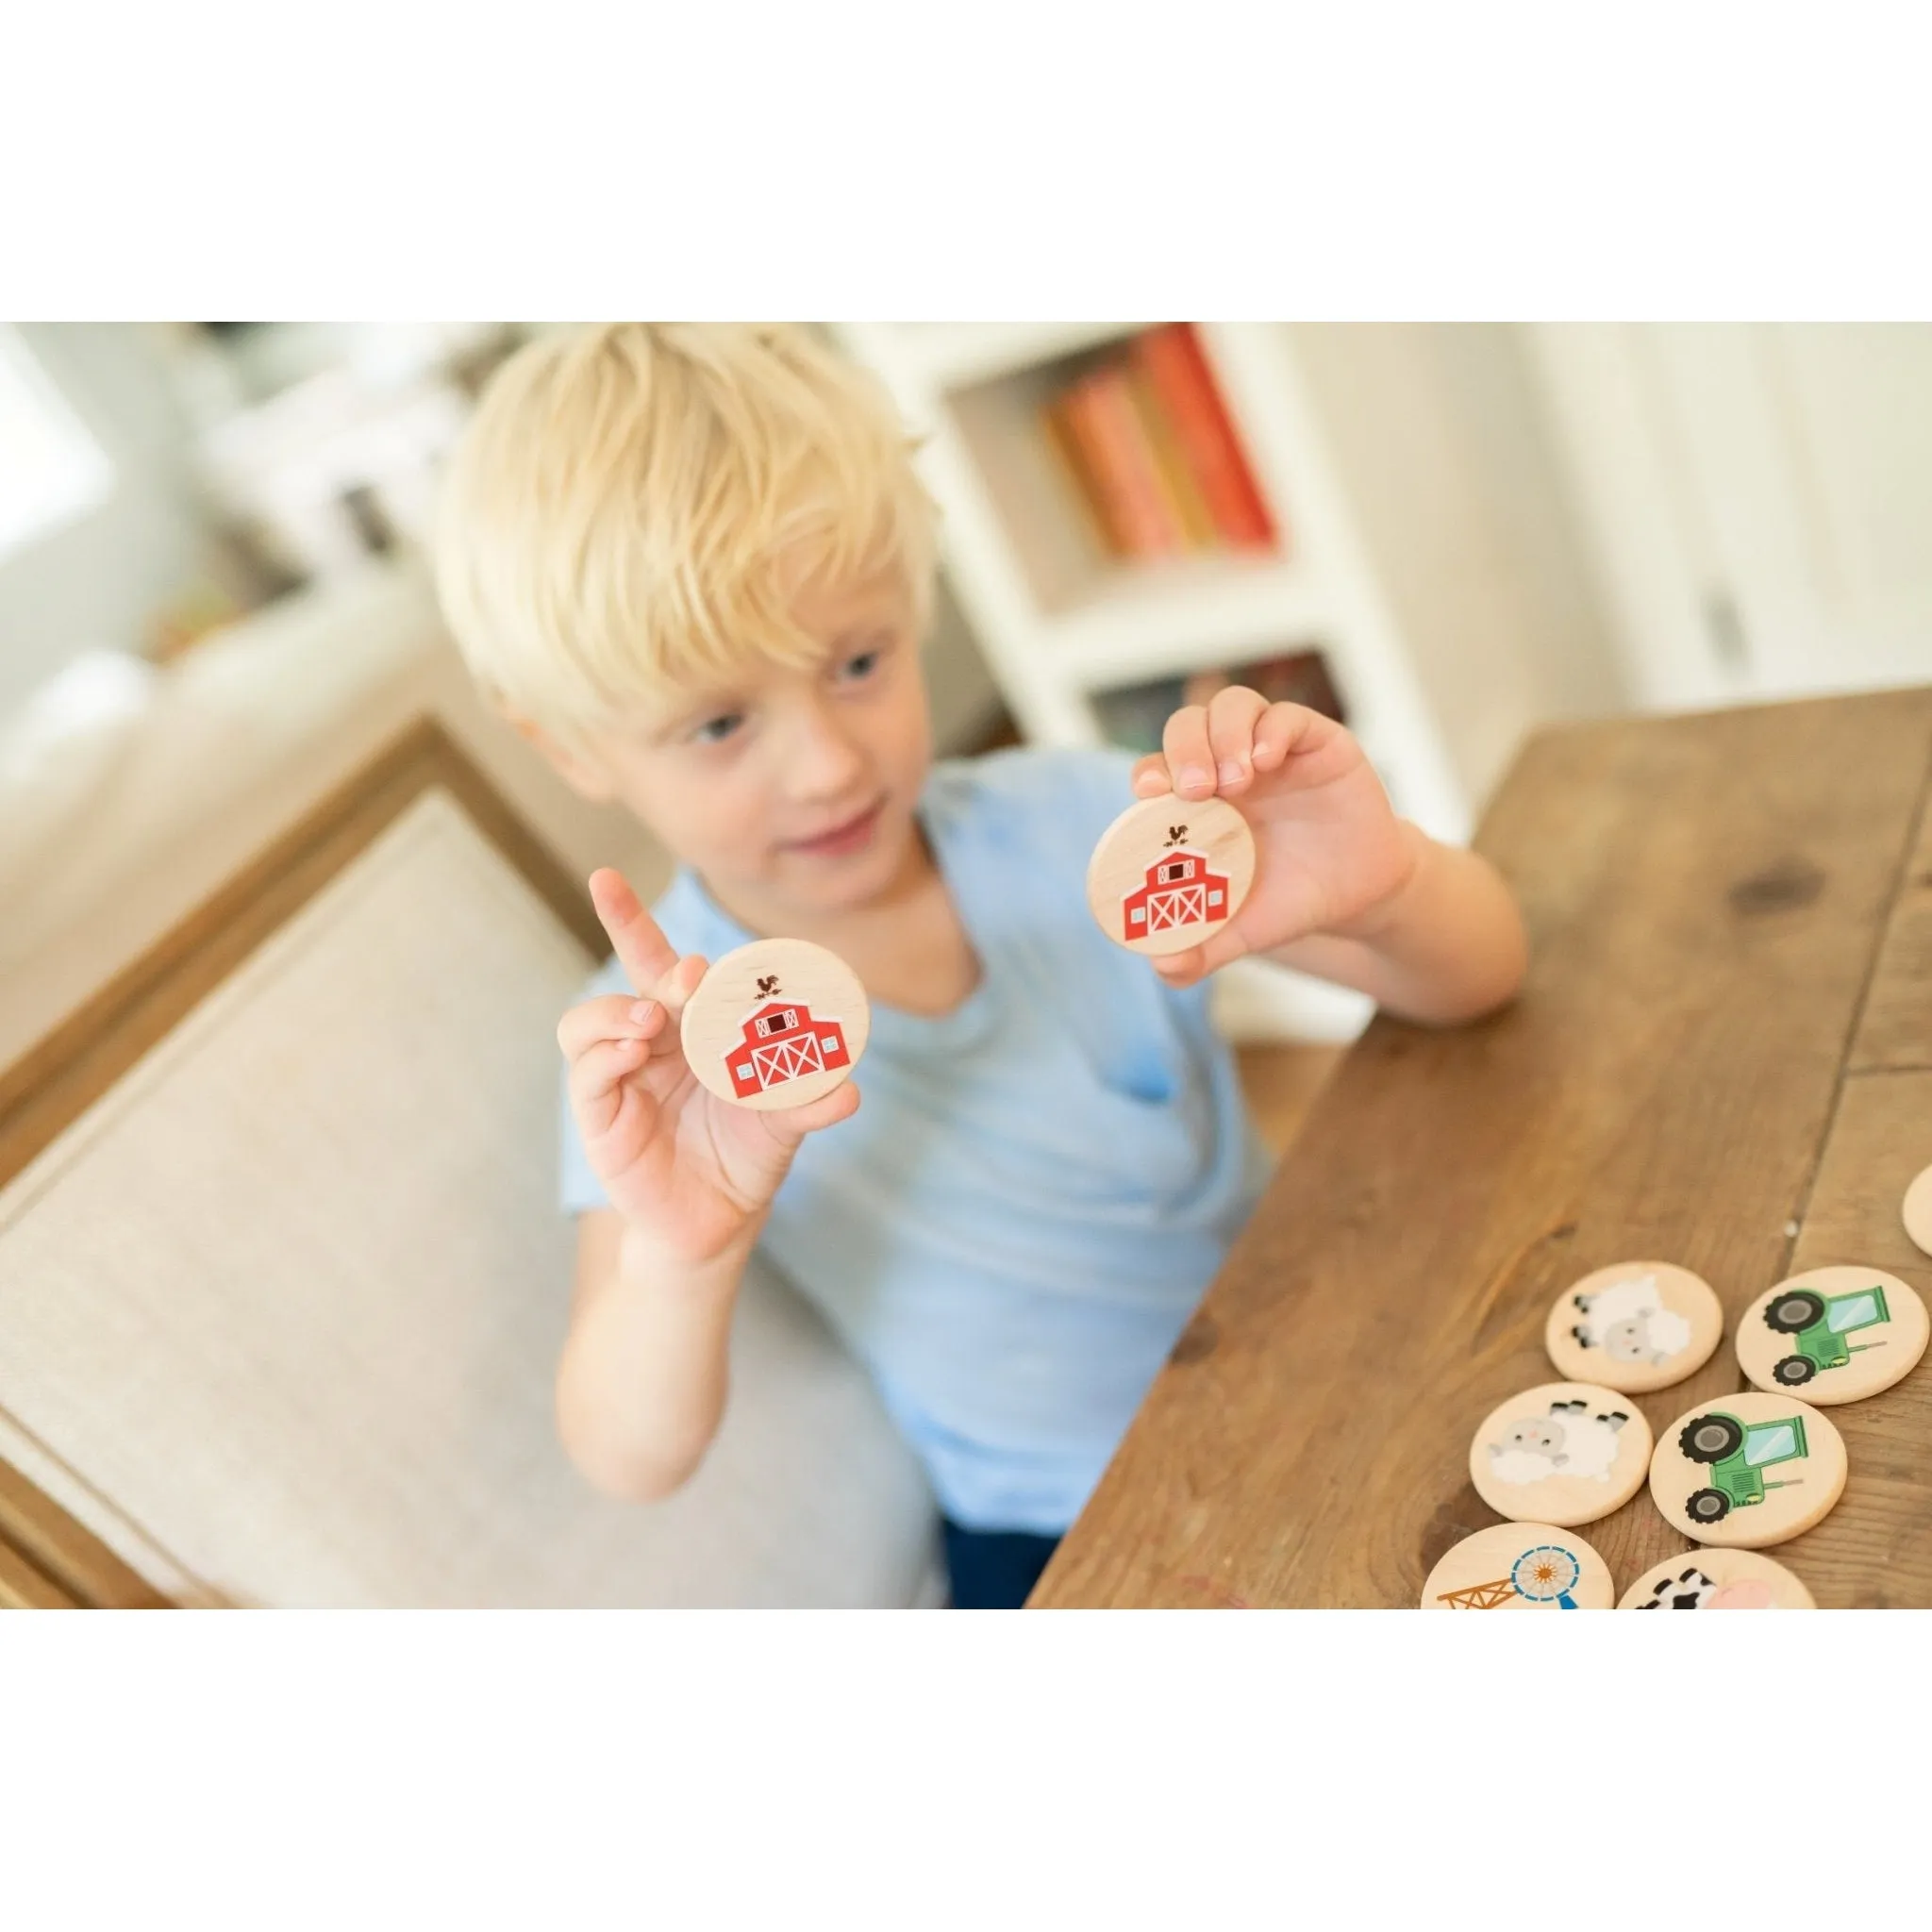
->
[835,322,1470,1045]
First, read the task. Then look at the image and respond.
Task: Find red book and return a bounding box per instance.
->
[1068,364,1187,558]
[1053,374,1154,558]
[1130,324,1278,549]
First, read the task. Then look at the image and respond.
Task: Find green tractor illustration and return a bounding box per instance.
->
[1677,1409,1808,1526]
[1761,1282,1890,1388]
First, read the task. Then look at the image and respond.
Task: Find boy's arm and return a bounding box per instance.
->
[1256,821,1527,1026]
[553,870,857,1503]
[1133,691,1527,1026]
[558,1208,750,1501]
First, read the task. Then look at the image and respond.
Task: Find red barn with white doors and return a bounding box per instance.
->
[1121,847,1231,941]
[723,997,850,1094]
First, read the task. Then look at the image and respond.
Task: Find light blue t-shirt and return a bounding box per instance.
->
[558,745,1272,1534]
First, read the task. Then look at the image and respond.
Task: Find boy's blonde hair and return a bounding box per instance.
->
[433,324,939,743]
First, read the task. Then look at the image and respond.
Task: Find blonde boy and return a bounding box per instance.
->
[435,323,1526,1607]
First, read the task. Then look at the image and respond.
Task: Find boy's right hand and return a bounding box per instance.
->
[558,869,860,1265]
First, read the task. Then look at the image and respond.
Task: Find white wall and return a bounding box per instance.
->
[1286,322,1628,807]
[0,325,214,720]
[1527,322,1932,711]
[924,568,1005,753]
[0,324,1008,752]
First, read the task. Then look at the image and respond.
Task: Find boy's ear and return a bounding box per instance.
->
[502,708,618,804]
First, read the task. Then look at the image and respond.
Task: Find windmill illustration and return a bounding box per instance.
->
[1437,1544,1584,1609]
[1437,1577,1516,1610]
[1510,1545,1583,1607]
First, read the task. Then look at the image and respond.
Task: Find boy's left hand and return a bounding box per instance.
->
[1129,689,1420,988]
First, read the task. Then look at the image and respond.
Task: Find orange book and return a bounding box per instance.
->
[1071,364,1186,557]
[1124,362,1218,550]
[1055,374,1156,557]
[1041,392,1128,558]
[1130,324,1278,549]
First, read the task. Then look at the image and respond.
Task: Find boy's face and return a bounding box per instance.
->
[553,569,936,919]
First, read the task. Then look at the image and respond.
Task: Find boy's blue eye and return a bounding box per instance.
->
[693,711,743,744]
[840,645,884,681]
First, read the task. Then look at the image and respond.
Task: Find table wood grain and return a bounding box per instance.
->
[1033,688,1932,1609]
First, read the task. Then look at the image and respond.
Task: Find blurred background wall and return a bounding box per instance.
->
[0,324,218,718]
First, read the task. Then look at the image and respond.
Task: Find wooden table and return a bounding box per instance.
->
[1034,689,1932,1609]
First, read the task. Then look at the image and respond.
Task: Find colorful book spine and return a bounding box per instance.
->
[1130,324,1279,549]
[1041,391,1128,558]
[1123,361,1216,551]
[1069,364,1186,557]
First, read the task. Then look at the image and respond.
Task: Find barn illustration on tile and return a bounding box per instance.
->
[1120,824,1232,941]
[723,975,850,1094]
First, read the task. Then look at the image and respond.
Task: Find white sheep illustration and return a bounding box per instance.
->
[1487,1399,1630,1486]
[1570,1271,1691,1368]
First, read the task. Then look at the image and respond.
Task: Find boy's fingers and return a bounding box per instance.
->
[558,958,702,1079]
[758,1077,861,1144]
[1252,702,1331,774]
[588,869,678,994]
[568,1036,653,1135]
[557,993,663,1061]
[1149,948,1206,990]
[1150,923,1250,988]
[1159,706,1217,801]
[653,952,708,1020]
[1205,686,1269,791]
[1140,689,1271,800]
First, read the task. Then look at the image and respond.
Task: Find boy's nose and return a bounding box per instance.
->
[782,706,870,801]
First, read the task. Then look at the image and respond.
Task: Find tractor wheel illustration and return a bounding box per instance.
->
[1686,1487,1731,1525]
[1773,1354,1817,1387]
[1679,1413,1745,1463]
[1766,1291,1825,1334]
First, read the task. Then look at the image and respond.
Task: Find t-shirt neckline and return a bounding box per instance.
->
[672,778,1002,1056]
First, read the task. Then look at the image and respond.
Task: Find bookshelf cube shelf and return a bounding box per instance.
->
[1090,648,1349,759]
[889,321,1155,391]
[943,328,1289,622]
[834,321,1469,1042]
[943,351,1124,618]
[1046,553,1319,691]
